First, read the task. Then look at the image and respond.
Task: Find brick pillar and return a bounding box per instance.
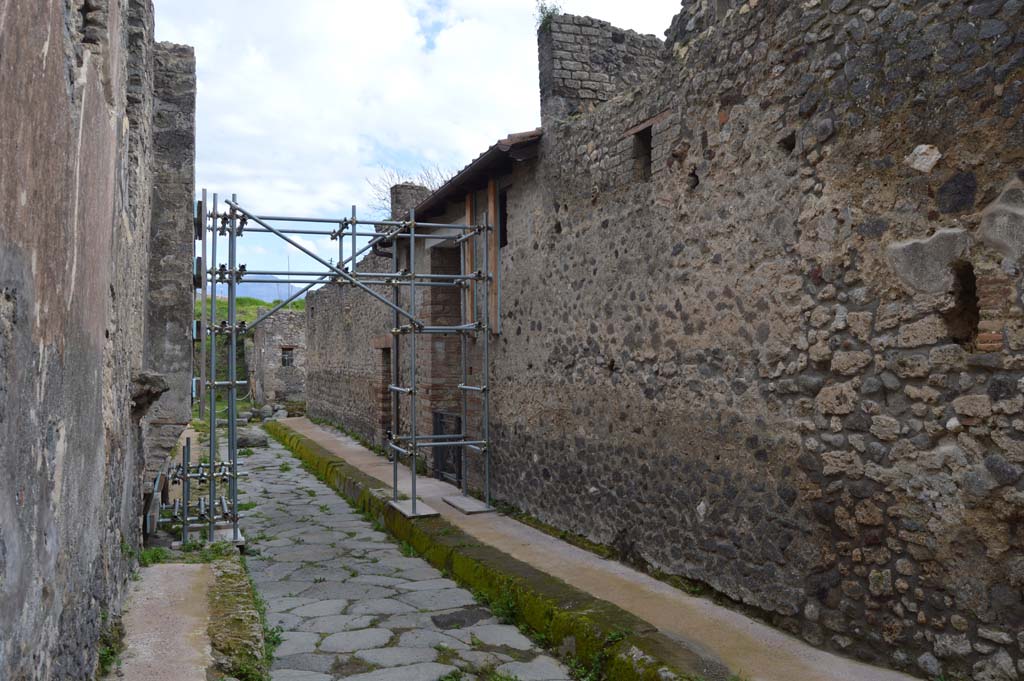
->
[975,270,1012,352]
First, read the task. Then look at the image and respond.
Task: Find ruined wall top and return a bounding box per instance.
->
[538,14,665,122]
[663,0,743,51]
[391,183,431,220]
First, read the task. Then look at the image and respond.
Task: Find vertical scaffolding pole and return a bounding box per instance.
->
[182,437,191,544]
[199,188,207,418]
[459,233,469,497]
[350,205,357,278]
[408,209,418,516]
[482,215,492,508]
[228,194,240,542]
[390,212,400,501]
[208,192,218,542]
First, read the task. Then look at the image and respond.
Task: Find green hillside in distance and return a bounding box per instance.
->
[194,296,305,325]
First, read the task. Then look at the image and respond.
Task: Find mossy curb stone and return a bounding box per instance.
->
[263,421,731,681]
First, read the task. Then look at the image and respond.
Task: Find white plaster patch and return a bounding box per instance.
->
[904,144,942,173]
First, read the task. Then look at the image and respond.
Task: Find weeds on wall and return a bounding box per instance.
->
[536,1,561,30]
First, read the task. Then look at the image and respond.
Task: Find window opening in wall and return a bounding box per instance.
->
[499,190,509,248]
[633,126,653,182]
[944,260,979,348]
[281,347,295,367]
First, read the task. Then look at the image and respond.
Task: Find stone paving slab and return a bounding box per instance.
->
[241,440,571,680]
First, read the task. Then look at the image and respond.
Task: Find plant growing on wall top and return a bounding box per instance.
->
[536,1,561,31]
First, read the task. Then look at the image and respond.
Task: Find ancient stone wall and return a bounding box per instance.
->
[0,1,194,678]
[251,309,307,404]
[306,256,394,445]
[538,14,665,121]
[478,3,1023,679]
[142,42,196,489]
[289,1,1024,676]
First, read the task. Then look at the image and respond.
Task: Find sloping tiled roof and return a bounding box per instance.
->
[415,129,543,219]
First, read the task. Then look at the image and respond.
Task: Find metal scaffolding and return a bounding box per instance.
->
[172,190,494,540]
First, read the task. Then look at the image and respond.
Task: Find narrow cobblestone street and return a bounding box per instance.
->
[240,440,571,681]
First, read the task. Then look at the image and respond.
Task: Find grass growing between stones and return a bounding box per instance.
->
[207,555,269,681]
[564,631,628,681]
[138,546,171,567]
[439,671,521,681]
[95,612,126,679]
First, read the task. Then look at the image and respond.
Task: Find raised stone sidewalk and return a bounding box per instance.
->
[240,439,570,681]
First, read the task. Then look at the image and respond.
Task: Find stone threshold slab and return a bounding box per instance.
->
[443,494,496,514]
[388,499,440,518]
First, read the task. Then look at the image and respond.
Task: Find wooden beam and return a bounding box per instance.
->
[464,192,475,324]
[487,178,499,334]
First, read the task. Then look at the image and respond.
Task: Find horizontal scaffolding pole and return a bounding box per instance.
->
[398,439,487,449]
[241,227,463,241]
[239,227,339,236]
[251,214,479,231]
[238,278,339,284]
[395,433,466,442]
[244,270,338,276]
[359,280,461,288]
[457,384,486,392]
[420,324,481,332]
[358,272,482,281]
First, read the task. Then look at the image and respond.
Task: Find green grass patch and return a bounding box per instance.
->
[434,644,458,666]
[208,554,271,681]
[96,612,126,678]
[138,547,171,567]
[180,540,237,563]
[195,295,304,327]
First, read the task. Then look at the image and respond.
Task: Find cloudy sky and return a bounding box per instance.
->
[155,0,677,290]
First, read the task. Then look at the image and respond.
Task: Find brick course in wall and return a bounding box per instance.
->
[539,14,665,120]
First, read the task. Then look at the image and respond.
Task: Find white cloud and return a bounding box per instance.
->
[156,0,678,272]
